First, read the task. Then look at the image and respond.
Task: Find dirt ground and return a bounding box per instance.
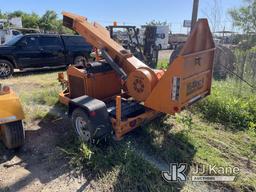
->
[0,115,92,192]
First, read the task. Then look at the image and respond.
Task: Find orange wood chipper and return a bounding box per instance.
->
[58,12,215,142]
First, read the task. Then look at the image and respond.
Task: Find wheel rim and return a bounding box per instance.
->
[0,63,11,77]
[75,116,91,142]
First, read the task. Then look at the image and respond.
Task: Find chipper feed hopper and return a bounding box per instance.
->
[58,12,215,142]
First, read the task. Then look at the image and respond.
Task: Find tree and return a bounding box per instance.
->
[7,10,40,28]
[202,0,222,32]
[0,10,8,28]
[0,10,8,19]
[21,12,39,28]
[39,10,58,32]
[55,19,75,34]
[8,10,23,18]
[146,20,167,26]
[0,10,74,34]
[39,10,74,34]
[229,0,256,48]
[229,1,256,83]
[229,0,256,33]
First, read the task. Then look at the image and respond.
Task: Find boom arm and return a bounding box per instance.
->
[62,12,149,74]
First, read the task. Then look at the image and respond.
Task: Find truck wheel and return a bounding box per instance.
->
[71,108,94,143]
[1,121,25,149]
[0,60,14,78]
[74,56,88,68]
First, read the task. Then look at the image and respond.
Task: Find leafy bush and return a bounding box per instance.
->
[194,79,256,130]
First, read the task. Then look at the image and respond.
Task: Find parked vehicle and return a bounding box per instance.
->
[140,25,170,50]
[169,33,188,49]
[0,28,40,45]
[0,29,21,45]
[0,34,92,78]
[155,25,170,49]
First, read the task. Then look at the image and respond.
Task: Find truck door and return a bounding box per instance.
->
[15,35,42,68]
[38,36,65,67]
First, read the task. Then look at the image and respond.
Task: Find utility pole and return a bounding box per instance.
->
[191,0,199,31]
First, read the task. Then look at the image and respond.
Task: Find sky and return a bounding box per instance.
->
[2,0,244,33]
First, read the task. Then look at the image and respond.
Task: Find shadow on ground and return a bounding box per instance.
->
[133,116,196,165]
[0,103,78,191]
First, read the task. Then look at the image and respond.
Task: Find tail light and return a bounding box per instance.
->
[3,86,10,93]
[89,111,96,117]
[0,84,11,94]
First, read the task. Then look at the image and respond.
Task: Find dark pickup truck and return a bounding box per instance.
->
[0,34,92,78]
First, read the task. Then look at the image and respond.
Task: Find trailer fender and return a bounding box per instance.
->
[68,95,112,138]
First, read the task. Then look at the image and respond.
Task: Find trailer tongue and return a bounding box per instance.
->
[58,12,215,141]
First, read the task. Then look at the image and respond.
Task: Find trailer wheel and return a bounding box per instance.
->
[1,121,25,149]
[71,108,94,143]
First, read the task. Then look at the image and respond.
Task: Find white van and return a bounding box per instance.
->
[155,25,170,49]
[139,25,170,50]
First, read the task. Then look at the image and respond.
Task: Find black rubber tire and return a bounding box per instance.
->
[1,121,25,149]
[0,59,14,78]
[71,108,95,143]
[73,56,88,68]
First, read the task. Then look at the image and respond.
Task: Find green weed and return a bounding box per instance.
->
[194,79,256,130]
[157,58,169,69]
[60,140,175,192]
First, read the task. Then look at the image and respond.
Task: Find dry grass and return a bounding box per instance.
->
[1,70,63,124]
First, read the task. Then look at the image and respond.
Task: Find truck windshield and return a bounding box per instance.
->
[3,35,23,46]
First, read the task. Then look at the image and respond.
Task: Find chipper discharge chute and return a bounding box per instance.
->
[0,84,25,149]
[58,12,215,142]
